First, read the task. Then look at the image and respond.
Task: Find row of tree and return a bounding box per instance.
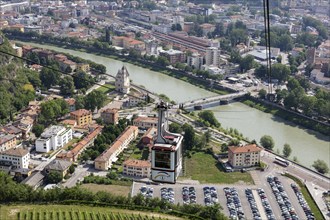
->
[259,135,329,174]
[0,172,226,219]
[80,120,128,161]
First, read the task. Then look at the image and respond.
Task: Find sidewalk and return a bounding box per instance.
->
[305,181,330,219]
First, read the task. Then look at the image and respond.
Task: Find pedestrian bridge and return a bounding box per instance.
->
[181,92,247,110]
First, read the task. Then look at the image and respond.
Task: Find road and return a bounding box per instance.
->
[62,164,89,188]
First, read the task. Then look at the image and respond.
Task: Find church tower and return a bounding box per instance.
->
[115,66,130,94]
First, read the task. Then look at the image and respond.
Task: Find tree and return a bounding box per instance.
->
[182,123,195,151]
[32,124,44,137]
[84,90,106,112]
[260,135,275,150]
[198,110,220,127]
[258,89,267,99]
[271,63,291,83]
[60,76,75,96]
[312,160,329,174]
[73,71,94,90]
[40,67,60,89]
[255,65,267,78]
[46,171,62,184]
[69,165,75,174]
[169,122,182,133]
[300,95,317,116]
[282,143,292,158]
[240,55,255,72]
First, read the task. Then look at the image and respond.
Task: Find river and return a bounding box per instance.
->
[18,41,330,170]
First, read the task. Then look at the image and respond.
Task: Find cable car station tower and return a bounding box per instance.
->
[151,102,183,183]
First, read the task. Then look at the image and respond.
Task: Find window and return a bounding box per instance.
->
[154,151,171,169]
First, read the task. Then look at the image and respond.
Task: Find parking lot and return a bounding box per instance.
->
[132,174,313,220]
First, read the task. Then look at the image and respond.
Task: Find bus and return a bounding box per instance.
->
[274,157,290,167]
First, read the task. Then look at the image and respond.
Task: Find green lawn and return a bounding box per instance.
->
[96,84,115,94]
[183,152,254,184]
[0,205,181,220]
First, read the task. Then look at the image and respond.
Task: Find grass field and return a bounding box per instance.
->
[0,205,183,220]
[80,184,131,197]
[96,84,115,94]
[183,152,254,184]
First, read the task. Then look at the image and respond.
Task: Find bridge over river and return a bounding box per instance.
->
[180,92,247,110]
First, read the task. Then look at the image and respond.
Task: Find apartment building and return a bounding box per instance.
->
[205,47,220,67]
[57,126,103,162]
[228,144,262,168]
[123,159,151,178]
[35,125,72,153]
[101,108,119,124]
[70,109,93,126]
[94,126,138,170]
[0,148,29,169]
[159,49,186,64]
[0,134,17,152]
[133,117,158,130]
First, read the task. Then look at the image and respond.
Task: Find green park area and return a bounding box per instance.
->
[183,152,254,184]
[0,205,181,220]
[96,84,116,94]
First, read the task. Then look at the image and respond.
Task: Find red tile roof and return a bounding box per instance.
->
[228,144,262,154]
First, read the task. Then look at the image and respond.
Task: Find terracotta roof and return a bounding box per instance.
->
[133,116,157,123]
[60,119,77,126]
[123,159,151,168]
[65,98,76,106]
[228,144,262,154]
[70,109,92,117]
[1,148,28,157]
[142,127,157,139]
[95,126,138,162]
[65,126,103,158]
[102,108,118,114]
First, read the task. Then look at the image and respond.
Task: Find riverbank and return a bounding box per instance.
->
[8,34,231,95]
[14,35,330,136]
[241,96,330,136]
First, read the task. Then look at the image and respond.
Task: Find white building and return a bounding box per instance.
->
[0,148,29,169]
[35,125,72,153]
[205,47,220,67]
[115,66,130,94]
[187,53,203,70]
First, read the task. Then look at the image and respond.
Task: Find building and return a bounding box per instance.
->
[0,125,22,139]
[140,127,157,148]
[0,134,16,152]
[94,126,138,170]
[57,126,103,162]
[43,159,72,178]
[101,108,119,124]
[65,98,76,112]
[115,66,130,94]
[151,102,183,183]
[112,36,145,51]
[35,125,72,153]
[133,116,158,130]
[70,109,93,126]
[123,159,151,178]
[306,48,316,65]
[228,144,262,168]
[159,49,186,64]
[199,23,216,36]
[0,148,29,169]
[187,53,204,70]
[205,47,220,67]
